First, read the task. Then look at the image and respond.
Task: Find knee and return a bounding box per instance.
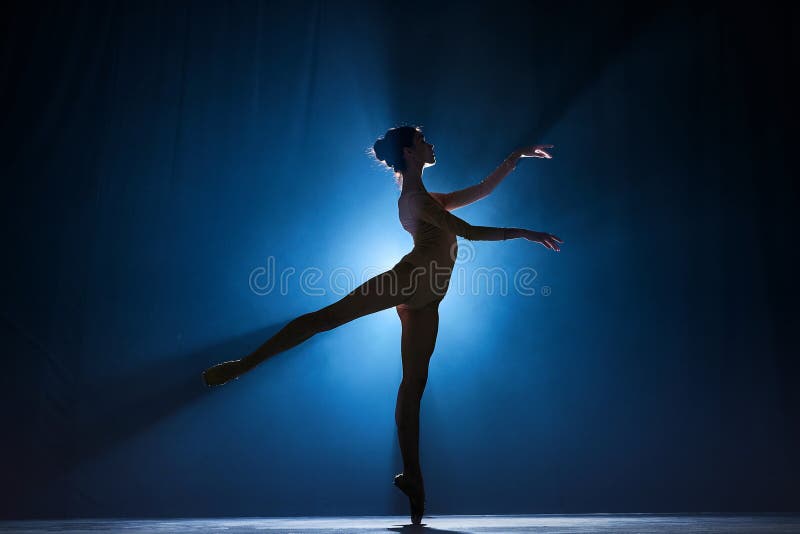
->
[301,307,340,334]
[400,375,428,397]
[286,311,325,340]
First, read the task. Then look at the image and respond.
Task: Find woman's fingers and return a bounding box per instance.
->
[519,144,554,158]
[544,235,560,252]
[529,231,563,251]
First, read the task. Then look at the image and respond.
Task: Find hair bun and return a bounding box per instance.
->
[373,138,386,162]
[372,125,419,181]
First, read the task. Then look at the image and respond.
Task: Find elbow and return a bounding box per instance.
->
[462,225,475,241]
[439,193,454,211]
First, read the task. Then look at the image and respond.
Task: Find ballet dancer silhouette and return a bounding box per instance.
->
[201,125,562,524]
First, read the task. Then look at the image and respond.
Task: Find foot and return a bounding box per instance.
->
[393,472,425,525]
[202,359,246,387]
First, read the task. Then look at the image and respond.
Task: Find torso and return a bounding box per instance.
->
[395,190,457,309]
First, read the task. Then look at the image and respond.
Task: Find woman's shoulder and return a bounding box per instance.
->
[399,190,436,202]
[399,190,437,212]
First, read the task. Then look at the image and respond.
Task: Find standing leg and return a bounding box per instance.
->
[202,261,416,386]
[394,298,440,524]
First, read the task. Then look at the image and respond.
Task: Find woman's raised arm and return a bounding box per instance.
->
[430,144,553,211]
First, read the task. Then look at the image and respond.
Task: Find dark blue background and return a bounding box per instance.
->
[2,0,797,519]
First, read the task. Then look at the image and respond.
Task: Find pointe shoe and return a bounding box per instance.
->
[202,359,246,387]
[393,472,425,525]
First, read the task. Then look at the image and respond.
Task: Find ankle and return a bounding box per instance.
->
[403,470,423,483]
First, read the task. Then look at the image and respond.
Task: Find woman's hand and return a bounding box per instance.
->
[523,230,563,251]
[515,144,554,159]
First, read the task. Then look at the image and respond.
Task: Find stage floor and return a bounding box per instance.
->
[1,515,799,533]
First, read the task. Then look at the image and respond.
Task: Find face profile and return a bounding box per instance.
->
[404,130,436,168]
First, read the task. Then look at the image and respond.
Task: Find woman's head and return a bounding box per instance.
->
[372,125,435,187]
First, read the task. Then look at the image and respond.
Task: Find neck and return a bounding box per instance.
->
[400,162,425,193]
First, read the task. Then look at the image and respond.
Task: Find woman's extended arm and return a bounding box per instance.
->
[429,152,521,211]
[430,144,554,211]
[411,193,563,250]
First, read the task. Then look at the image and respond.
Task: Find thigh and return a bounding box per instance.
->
[397,299,440,381]
[315,261,416,330]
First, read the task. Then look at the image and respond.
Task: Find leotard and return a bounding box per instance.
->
[394,189,509,310]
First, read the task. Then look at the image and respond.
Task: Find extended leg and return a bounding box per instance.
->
[202,261,415,386]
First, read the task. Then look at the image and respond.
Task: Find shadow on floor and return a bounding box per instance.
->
[388,524,467,534]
